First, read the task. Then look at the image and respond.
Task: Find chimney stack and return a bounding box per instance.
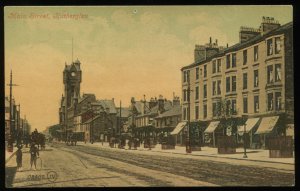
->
[158,95,165,113]
[209,37,212,44]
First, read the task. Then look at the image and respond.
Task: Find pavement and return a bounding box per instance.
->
[74,141,294,165]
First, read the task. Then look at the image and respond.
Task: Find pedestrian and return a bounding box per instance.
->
[16,145,23,171]
[30,143,39,170]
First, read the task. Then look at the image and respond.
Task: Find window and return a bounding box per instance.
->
[195,106,199,119]
[275,92,282,110]
[186,70,190,83]
[254,95,259,113]
[226,100,231,115]
[226,54,230,69]
[243,73,248,90]
[187,88,190,102]
[203,84,207,98]
[254,45,258,61]
[226,77,230,93]
[254,70,259,88]
[212,60,216,74]
[267,39,273,56]
[217,80,221,95]
[196,67,199,80]
[275,64,281,82]
[217,59,221,72]
[243,49,247,65]
[204,65,207,78]
[267,65,274,83]
[183,108,187,120]
[212,81,216,96]
[213,103,217,117]
[232,76,236,92]
[267,93,274,111]
[231,99,237,115]
[275,37,281,54]
[232,53,236,68]
[183,71,187,82]
[243,97,248,113]
[183,89,187,101]
[203,104,207,119]
[195,86,199,100]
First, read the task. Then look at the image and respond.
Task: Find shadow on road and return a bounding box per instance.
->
[5,166,17,188]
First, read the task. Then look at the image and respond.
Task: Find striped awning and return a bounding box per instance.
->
[255,116,279,134]
[170,122,187,135]
[238,118,260,135]
[204,121,220,133]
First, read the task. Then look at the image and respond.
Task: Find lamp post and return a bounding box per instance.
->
[186,70,192,154]
[242,115,248,158]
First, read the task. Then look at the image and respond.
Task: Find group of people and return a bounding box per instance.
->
[15,129,40,171]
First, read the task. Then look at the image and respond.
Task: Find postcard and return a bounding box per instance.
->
[4,5,294,187]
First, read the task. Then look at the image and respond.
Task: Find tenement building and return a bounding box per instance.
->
[181,17,293,149]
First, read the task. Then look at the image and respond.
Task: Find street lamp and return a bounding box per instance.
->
[186,70,192,154]
[242,115,248,158]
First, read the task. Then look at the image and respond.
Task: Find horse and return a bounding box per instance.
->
[31,133,46,150]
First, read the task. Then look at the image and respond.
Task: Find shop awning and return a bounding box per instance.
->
[170,122,187,135]
[255,116,279,134]
[73,131,85,133]
[237,118,260,135]
[204,121,220,133]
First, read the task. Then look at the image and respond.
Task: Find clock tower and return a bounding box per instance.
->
[63,59,82,108]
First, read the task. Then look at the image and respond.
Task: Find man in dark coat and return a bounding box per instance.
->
[16,145,23,171]
[30,143,39,170]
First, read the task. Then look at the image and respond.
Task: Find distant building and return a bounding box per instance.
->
[58,60,118,142]
[116,106,130,134]
[129,95,182,143]
[181,17,293,148]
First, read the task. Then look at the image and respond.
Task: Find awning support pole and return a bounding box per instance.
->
[213,132,215,147]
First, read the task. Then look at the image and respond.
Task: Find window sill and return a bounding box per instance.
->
[265,82,283,89]
[242,90,248,94]
[225,92,237,97]
[212,73,222,78]
[265,54,282,62]
[225,68,237,74]
[242,66,248,70]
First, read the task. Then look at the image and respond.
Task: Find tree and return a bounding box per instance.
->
[216,98,239,136]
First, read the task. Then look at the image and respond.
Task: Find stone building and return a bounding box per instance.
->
[58,59,117,142]
[82,99,117,142]
[181,17,293,148]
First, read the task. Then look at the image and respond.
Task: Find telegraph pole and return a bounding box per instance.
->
[118,100,122,149]
[7,70,18,151]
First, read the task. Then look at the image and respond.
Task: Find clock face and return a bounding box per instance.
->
[71,72,76,77]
